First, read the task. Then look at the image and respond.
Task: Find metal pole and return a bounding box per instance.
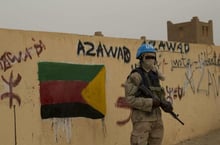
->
[13,105,17,145]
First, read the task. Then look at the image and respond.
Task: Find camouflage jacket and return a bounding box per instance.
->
[124,68,166,122]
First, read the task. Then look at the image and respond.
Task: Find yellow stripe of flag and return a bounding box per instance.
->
[81,67,106,115]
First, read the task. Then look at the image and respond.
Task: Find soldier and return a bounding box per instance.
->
[124,43,172,145]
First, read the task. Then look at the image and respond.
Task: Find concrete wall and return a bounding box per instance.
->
[0,28,220,145]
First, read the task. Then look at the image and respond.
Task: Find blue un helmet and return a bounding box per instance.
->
[136,44,156,59]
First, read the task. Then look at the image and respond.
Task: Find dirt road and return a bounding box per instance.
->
[174,129,220,145]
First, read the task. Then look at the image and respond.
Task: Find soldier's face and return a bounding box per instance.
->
[142,53,156,64]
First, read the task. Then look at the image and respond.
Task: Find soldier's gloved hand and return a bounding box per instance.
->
[161,101,173,112]
[152,97,161,108]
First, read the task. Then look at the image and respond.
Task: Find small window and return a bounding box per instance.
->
[179,27,184,38]
[202,26,208,37]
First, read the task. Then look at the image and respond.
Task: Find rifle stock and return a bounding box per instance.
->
[138,84,184,125]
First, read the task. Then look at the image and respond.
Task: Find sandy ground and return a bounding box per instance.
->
[174,129,220,145]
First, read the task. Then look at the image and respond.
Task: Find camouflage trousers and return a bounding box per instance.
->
[130,119,164,145]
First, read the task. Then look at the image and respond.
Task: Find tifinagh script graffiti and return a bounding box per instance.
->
[77,40,131,63]
[0,38,46,72]
[1,71,22,108]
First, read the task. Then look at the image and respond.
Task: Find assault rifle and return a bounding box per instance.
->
[138,84,184,125]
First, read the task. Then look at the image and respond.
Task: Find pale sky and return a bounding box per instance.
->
[0,0,219,45]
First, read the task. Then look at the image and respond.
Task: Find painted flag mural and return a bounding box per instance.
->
[38,62,106,119]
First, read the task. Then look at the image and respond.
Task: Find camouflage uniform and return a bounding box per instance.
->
[124,43,168,145]
[124,68,166,145]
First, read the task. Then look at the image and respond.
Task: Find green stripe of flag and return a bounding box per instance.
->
[38,62,104,82]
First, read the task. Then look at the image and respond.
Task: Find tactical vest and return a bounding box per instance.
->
[129,67,165,100]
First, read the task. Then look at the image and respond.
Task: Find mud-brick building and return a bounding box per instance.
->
[167,16,214,45]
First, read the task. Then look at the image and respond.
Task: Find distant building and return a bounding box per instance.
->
[167,16,214,45]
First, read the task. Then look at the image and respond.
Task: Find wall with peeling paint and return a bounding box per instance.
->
[0,28,220,145]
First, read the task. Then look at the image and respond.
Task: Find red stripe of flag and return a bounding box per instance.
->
[40,80,88,105]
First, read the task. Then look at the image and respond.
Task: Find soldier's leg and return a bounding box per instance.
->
[148,120,164,145]
[130,122,152,145]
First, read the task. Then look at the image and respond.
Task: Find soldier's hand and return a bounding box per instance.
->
[151,65,158,72]
[161,101,173,112]
[152,97,161,108]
